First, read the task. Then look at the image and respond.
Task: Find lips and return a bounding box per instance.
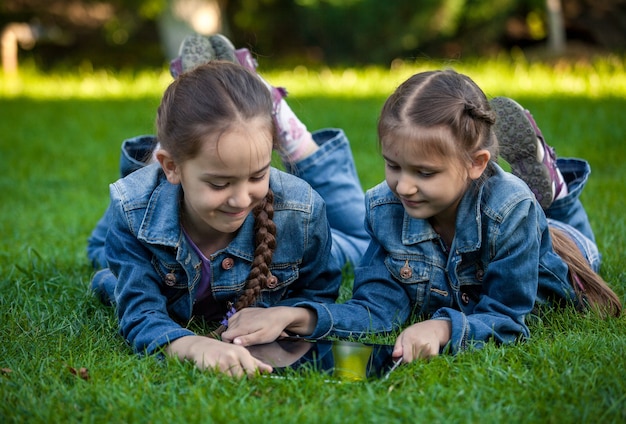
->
[221,209,248,218]
[400,197,425,207]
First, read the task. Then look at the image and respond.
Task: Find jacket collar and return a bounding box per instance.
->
[401,179,483,254]
[136,169,256,261]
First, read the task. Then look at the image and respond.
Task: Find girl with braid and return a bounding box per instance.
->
[87,35,368,377]
[225,69,621,363]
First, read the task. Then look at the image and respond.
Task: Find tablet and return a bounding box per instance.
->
[245,338,401,381]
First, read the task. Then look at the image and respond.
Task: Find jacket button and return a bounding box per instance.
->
[164,273,177,286]
[461,292,470,304]
[267,275,278,288]
[400,260,412,279]
[475,269,484,281]
[221,258,234,270]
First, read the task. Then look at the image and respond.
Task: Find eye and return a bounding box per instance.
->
[418,170,436,177]
[385,162,401,171]
[207,181,228,190]
[250,175,264,182]
[250,171,268,182]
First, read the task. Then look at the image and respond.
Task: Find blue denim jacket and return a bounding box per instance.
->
[104,163,342,355]
[299,163,578,353]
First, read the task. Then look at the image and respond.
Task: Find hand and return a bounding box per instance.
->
[221,306,316,346]
[392,319,451,363]
[165,335,273,377]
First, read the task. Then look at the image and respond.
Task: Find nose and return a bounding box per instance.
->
[227,184,253,209]
[395,173,418,196]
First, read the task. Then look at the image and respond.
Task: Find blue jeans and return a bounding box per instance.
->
[546,158,600,272]
[286,129,369,268]
[87,129,369,301]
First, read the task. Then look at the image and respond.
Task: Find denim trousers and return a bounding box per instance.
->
[546,158,600,272]
[286,128,369,268]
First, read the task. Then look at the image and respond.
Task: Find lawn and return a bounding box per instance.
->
[1,55,625,423]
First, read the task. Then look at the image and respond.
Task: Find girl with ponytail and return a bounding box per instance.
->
[228,69,621,364]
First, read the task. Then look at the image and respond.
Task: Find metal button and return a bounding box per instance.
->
[475,269,484,281]
[221,258,234,270]
[267,275,278,288]
[461,292,470,304]
[164,273,177,286]
[400,260,412,279]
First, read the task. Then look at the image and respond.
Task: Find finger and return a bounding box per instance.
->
[232,331,264,347]
[392,337,404,360]
[227,363,244,378]
[252,358,273,375]
[238,355,272,377]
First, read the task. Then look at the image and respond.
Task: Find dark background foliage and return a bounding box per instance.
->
[1,0,624,71]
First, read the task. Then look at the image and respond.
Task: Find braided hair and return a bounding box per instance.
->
[156,61,279,328]
[235,188,277,310]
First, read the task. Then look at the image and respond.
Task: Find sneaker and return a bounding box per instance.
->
[209,34,237,62]
[233,47,288,113]
[234,47,259,73]
[490,97,565,209]
[169,33,238,78]
[169,33,288,143]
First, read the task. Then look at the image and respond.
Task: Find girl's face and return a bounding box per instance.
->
[381,137,488,228]
[160,117,273,245]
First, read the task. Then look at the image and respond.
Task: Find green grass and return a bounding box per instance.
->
[1,55,626,423]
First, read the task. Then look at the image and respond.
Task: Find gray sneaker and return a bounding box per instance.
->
[169,33,238,78]
[208,34,237,62]
[180,34,216,73]
[491,97,565,209]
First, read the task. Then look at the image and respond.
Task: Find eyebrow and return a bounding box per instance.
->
[201,162,272,179]
[382,154,443,171]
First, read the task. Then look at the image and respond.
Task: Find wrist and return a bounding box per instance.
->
[285,307,317,336]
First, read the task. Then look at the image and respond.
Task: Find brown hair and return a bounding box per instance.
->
[550,227,622,317]
[378,69,498,170]
[156,61,278,317]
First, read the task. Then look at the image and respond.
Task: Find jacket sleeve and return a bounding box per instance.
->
[295,225,413,339]
[105,185,194,355]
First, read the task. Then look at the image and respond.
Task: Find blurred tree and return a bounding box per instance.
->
[546,0,566,53]
[157,0,228,59]
[1,0,167,69]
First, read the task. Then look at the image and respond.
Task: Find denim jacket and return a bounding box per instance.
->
[299,164,577,353]
[105,163,342,355]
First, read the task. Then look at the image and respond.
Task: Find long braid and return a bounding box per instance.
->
[549,227,622,318]
[235,188,277,310]
[209,189,277,338]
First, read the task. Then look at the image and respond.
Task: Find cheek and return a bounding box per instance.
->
[384,170,397,190]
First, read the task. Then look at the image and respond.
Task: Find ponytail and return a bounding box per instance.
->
[549,227,622,318]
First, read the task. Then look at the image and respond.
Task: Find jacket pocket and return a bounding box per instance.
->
[385,255,432,310]
[257,263,299,305]
[456,261,485,312]
[152,257,190,306]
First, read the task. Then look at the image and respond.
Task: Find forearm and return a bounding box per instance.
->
[284,306,317,336]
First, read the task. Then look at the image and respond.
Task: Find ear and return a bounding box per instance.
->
[156,149,182,185]
[468,149,491,180]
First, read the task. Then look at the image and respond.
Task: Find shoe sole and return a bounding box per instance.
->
[179,34,216,73]
[490,97,553,209]
[209,34,237,62]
